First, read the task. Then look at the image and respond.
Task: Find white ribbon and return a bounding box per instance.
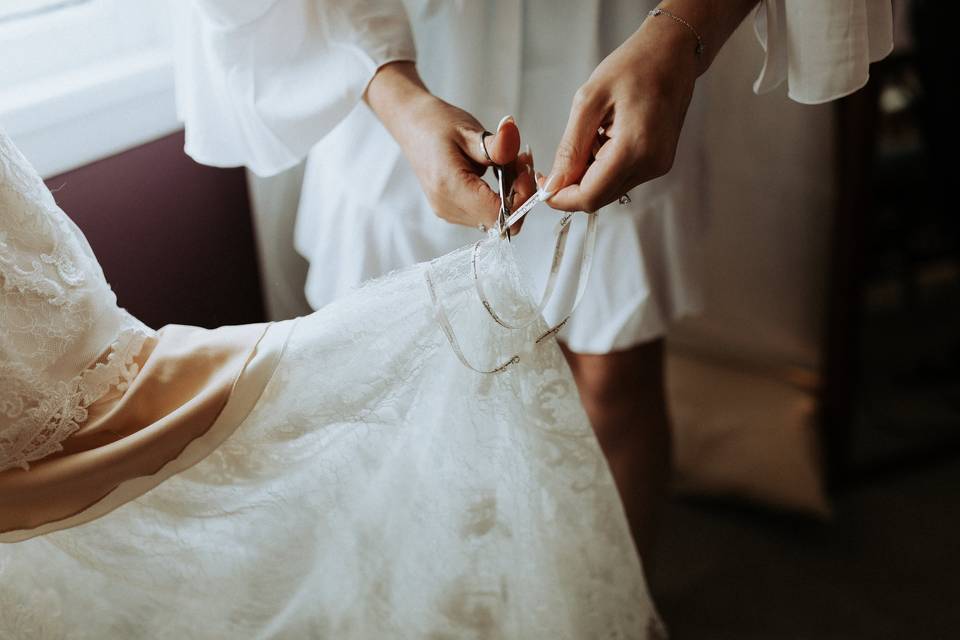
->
[426,189,599,374]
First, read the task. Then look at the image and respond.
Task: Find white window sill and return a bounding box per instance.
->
[0,47,179,178]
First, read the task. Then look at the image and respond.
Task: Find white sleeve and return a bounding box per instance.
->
[752,0,893,104]
[0,131,153,473]
[173,0,417,177]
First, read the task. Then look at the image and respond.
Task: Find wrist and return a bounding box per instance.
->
[653,0,761,74]
[365,61,436,141]
[632,9,704,79]
[613,16,700,98]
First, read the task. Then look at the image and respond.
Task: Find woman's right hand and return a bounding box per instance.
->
[365,62,536,230]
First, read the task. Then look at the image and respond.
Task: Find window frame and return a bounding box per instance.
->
[0,0,94,24]
[0,0,179,177]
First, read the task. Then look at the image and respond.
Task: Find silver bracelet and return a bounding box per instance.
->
[648,7,705,58]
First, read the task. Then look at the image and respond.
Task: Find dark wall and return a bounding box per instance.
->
[45,131,266,330]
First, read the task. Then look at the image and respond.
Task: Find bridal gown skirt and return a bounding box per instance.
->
[1,237,663,639]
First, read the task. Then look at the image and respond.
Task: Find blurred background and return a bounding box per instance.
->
[1,1,957,637]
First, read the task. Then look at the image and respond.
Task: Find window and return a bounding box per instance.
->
[0,0,178,177]
[0,0,171,85]
[0,0,91,23]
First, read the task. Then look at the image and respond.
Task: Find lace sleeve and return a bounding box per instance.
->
[0,131,154,473]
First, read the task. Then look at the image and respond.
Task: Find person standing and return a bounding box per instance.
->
[174,0,893,554]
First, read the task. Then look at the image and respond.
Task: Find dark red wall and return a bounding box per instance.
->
[45,131,265,330]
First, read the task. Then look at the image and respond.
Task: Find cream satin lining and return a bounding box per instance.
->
[0,320,296,543]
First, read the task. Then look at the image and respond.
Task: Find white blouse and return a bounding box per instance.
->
[173,0,416,177]
[173,0,892,354]
[754,0,894,104]
[176,0,893,176]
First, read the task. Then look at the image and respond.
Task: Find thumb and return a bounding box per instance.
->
[462,115,521,168]
[544,91,605,197]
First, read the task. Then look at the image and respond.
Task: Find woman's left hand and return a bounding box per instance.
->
[540,11,701,212]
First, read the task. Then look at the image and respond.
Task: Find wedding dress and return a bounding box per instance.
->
[0,130,663,638]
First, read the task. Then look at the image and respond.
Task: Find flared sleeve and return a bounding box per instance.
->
[173,0,417,176]
[753,0,894,104]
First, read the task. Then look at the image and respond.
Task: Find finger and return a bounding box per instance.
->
[451,167,503,227]
[508,147,536,235]
[460,115,521,168]
[453,122,522,229]
[486,116,522,165]
[547,136,633,212]
[543,88,607,196]
[443,114,520,227]
[517,144,535,179]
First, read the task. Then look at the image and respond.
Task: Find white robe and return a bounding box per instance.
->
[173,0,892,353]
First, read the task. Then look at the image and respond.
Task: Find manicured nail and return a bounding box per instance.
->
[543,173,562,195]
[497,115,516,132]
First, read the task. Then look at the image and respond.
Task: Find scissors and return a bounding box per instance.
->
[481,129,516,241]
[492,161,516,242]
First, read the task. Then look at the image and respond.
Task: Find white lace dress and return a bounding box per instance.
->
[0,131,662,638]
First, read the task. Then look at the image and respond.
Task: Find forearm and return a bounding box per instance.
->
[363,61,435,147]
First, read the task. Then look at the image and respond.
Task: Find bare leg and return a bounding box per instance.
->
[561,339,671,558]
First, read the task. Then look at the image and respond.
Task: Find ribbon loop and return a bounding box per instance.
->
[426,189,599,374]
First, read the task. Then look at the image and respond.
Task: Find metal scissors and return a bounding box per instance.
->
[493,161,516,242]
[481,129,516,242]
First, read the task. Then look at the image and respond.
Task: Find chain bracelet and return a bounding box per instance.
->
[648,7,705,58]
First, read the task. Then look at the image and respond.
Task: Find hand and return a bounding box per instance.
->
[541,11,701,212]
[365,62,537,230]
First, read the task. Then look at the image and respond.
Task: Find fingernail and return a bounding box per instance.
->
[497,115,516,131]
[543,173,562,196]
[523,143,531,157]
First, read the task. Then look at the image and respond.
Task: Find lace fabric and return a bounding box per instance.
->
[2,233,663,639]
[0,131,153,473]
[0,130,662,637]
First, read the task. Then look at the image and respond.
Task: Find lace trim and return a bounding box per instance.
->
[0,328,151,473]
